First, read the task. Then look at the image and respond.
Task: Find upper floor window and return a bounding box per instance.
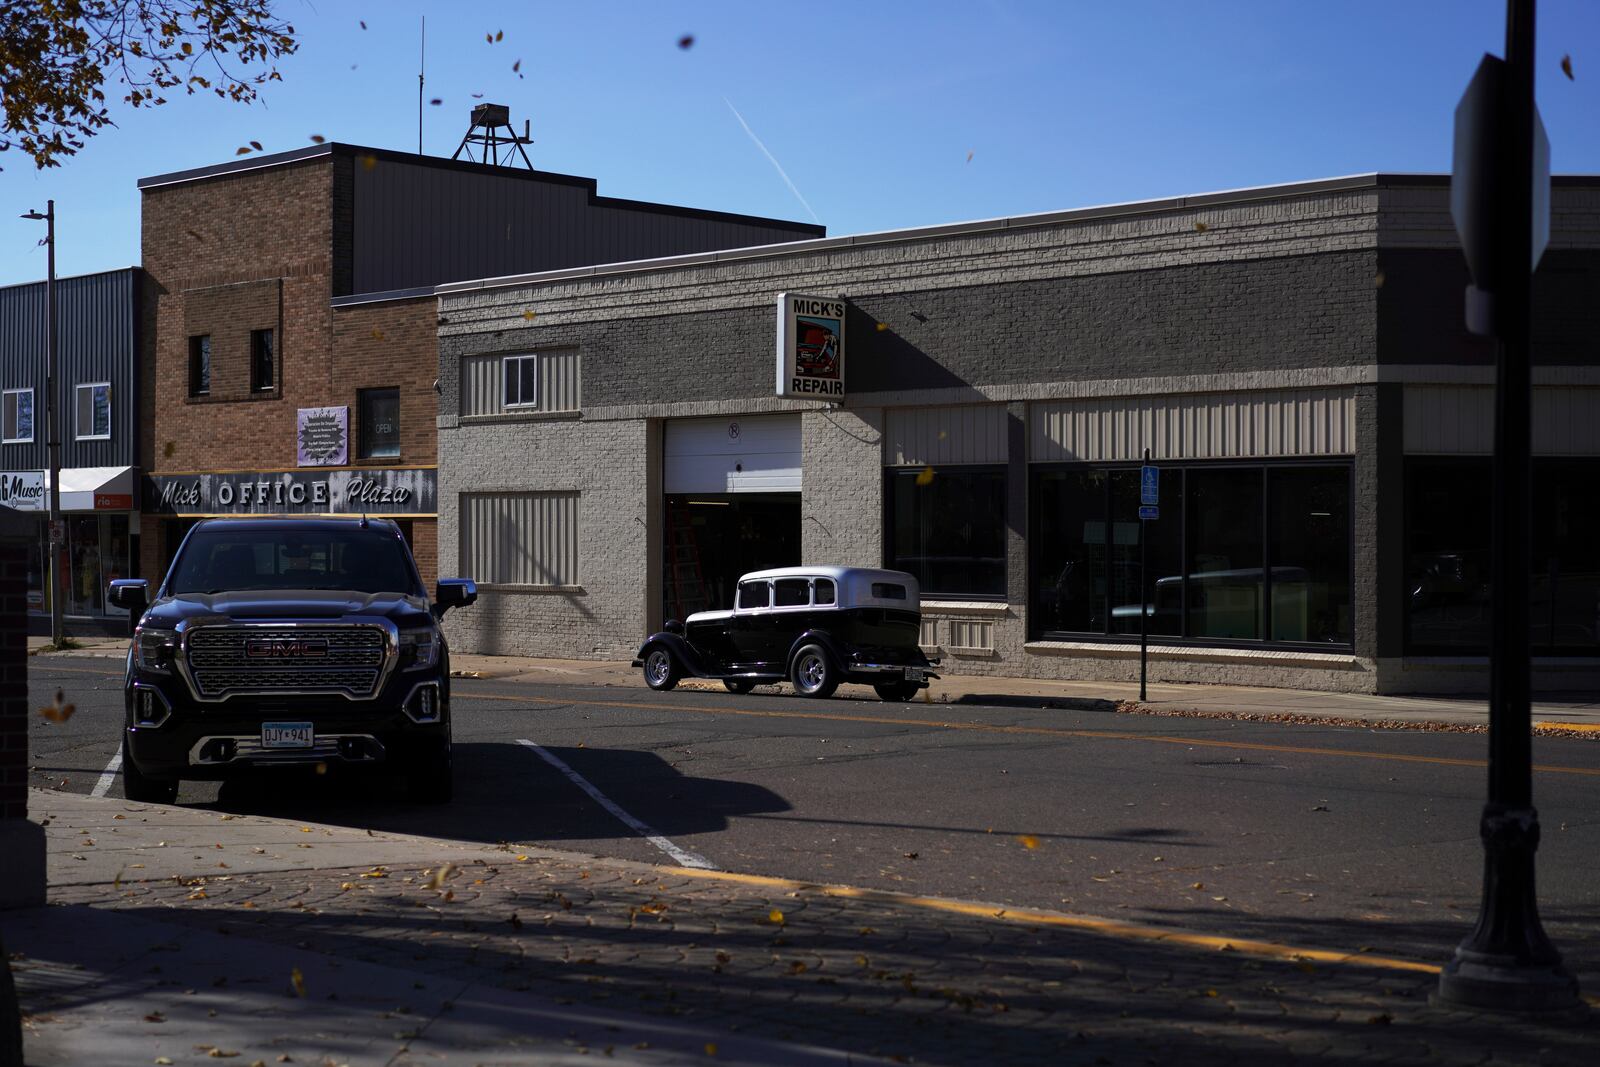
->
[503,354,538,408]
[75,382,111,441]
[189,335,211,396]
[2,389,34,444]
[359,387,401,459]
[251,329,275,392]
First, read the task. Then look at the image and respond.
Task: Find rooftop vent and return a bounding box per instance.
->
[452,104,534,169]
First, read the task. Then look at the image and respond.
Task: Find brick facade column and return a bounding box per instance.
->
[0,541,47,909]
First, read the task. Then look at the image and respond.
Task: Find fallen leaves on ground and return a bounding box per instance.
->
[1016,835,1040,850]
[765,908,785,925]
[290,966,307,997]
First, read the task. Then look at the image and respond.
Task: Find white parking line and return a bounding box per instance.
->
[515,739,715,870]
[90,749,123,799]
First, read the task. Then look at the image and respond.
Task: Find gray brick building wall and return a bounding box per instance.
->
[434,176,1600,695]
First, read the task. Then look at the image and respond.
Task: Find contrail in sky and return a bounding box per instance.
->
[723,98,821,225]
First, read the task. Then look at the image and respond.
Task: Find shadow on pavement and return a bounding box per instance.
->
[199,742,791,847]
[947,694,1120,713]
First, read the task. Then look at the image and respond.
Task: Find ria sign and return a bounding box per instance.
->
[245,638,329,659]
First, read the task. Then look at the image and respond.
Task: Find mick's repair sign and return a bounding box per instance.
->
[776,293,846,399]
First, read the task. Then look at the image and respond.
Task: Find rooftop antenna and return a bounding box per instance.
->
[417,16,425,154]
[451,104,534,168]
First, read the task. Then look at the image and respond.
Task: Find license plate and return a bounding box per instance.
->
[904,667,926,682]
[262,722,314,748]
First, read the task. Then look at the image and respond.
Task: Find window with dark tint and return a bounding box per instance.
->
[871,582,907,600]
[813,578,835,605]
[359,388,401,459]
[1406,458,1599,654]
[250,329,275,392]
[75,383,111,440]
[3,388,34,443]
[1185,469,1264,640]
[189,335,210,396]
[1032,463,1351,647]
[774,578,810,606]
[168,525,421,596]
[737,581,769,609]
[886,466,1006,597]
[503,355,538,407]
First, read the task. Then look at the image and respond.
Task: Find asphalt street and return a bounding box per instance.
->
[26,657,1600,985]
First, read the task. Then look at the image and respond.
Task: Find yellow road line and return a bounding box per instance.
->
[468,690,1600,778]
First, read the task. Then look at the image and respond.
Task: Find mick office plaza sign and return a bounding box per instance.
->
[776,293,846,399]
[145,468,437,516]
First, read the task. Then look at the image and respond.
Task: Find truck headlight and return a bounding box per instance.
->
[135,627,178,674]
[399,628,439,671]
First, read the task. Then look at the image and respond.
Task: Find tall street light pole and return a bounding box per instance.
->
[21,202,65,648]
[1439,0,1577,1011]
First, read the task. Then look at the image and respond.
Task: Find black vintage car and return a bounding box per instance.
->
[632,566,939,700]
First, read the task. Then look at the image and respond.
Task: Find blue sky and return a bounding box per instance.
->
[3,0,1597,286]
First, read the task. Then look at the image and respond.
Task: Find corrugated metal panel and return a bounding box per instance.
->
[0,269,137,473]
[1030,388,1356,462]
[461,350,581,415]
[1403,385,1600,454]
[460,491,580,585]
[664,415,802,494]
[884,405,1009,466]
[351,156,820,295]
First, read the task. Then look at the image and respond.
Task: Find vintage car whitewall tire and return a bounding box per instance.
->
[790,644,839,699]
[873,680,920,702]
[643,648,681,691]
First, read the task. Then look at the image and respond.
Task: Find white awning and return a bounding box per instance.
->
[45,466,137,512]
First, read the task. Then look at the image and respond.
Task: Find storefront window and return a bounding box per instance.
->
[359,388,401,458]
[1406,458,1600,654]
[886,466,1006,598]
[1032,463,1352,647]
[67,515,102,616]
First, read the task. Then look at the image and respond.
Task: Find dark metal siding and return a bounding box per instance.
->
[351,158,821,295]
[0,268,139,472]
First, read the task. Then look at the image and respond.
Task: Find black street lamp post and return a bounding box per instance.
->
[19,201,65,649]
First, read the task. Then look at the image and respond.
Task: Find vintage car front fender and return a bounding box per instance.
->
[632,632,713,677]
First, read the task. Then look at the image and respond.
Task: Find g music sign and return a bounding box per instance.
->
[0,470,46,511]
[776,293,846,399]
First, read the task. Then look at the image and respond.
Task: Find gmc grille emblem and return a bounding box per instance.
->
[245,638,330,659]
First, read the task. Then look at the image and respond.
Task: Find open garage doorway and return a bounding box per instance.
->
[663,494,800,621]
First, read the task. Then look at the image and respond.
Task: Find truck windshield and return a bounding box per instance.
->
[168,526,422,596]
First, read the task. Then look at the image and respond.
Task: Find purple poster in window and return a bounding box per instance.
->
[296,406,349,466]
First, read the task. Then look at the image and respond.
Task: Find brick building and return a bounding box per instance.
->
[433,174,1600,694]
[137,135,822,585]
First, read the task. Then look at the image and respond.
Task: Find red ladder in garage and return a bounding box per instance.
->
[665,499,711,622]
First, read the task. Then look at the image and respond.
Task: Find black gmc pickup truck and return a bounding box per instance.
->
[108,518,476,805]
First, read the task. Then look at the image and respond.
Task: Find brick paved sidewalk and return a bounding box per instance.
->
[27,845,1595,1066]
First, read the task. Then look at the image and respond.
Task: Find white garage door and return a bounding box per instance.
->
[664,414,801,494]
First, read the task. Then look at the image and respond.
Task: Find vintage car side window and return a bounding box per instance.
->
[813,578,835,605]
[774,578,810,607]
[871,582,908,600]
[737,580,770,610]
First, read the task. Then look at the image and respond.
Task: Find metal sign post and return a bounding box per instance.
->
[1437,0,1577,1012]
[1138,450,1158,703]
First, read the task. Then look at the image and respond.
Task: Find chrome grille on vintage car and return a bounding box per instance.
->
[185,627,388,698]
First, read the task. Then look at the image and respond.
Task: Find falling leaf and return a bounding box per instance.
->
[359,154,378,171]
[428,863,456,890]
[1016,835,1040,850]
[1561,54,1574,80]
[966,150,974,163]
[472,93,484,99]
[915,466,935,487]
[249,141,262,151]
[1373,270,1386,289]
[704,1044,717,1057]
[38,690,77,722]
[1203,988,1219,998]
[679,35,695,50]
[290,967,307,997]
[513,60,521,73]
[360,20,367,30]
[522,309,537,320]
[235,146,252,156]
[314,762,327,776]
[766,908,785,925]
[1194,221,1208,233]
[371,328,386,341]
[875,322,888,331]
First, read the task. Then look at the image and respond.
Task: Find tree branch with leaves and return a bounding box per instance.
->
[0,0,297,169]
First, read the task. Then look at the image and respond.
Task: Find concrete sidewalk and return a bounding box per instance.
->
[29,634,1600,731]
[8,789,1596,1066]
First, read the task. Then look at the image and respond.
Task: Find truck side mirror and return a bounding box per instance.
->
[108,579,149,636]
[434,578,477,618]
